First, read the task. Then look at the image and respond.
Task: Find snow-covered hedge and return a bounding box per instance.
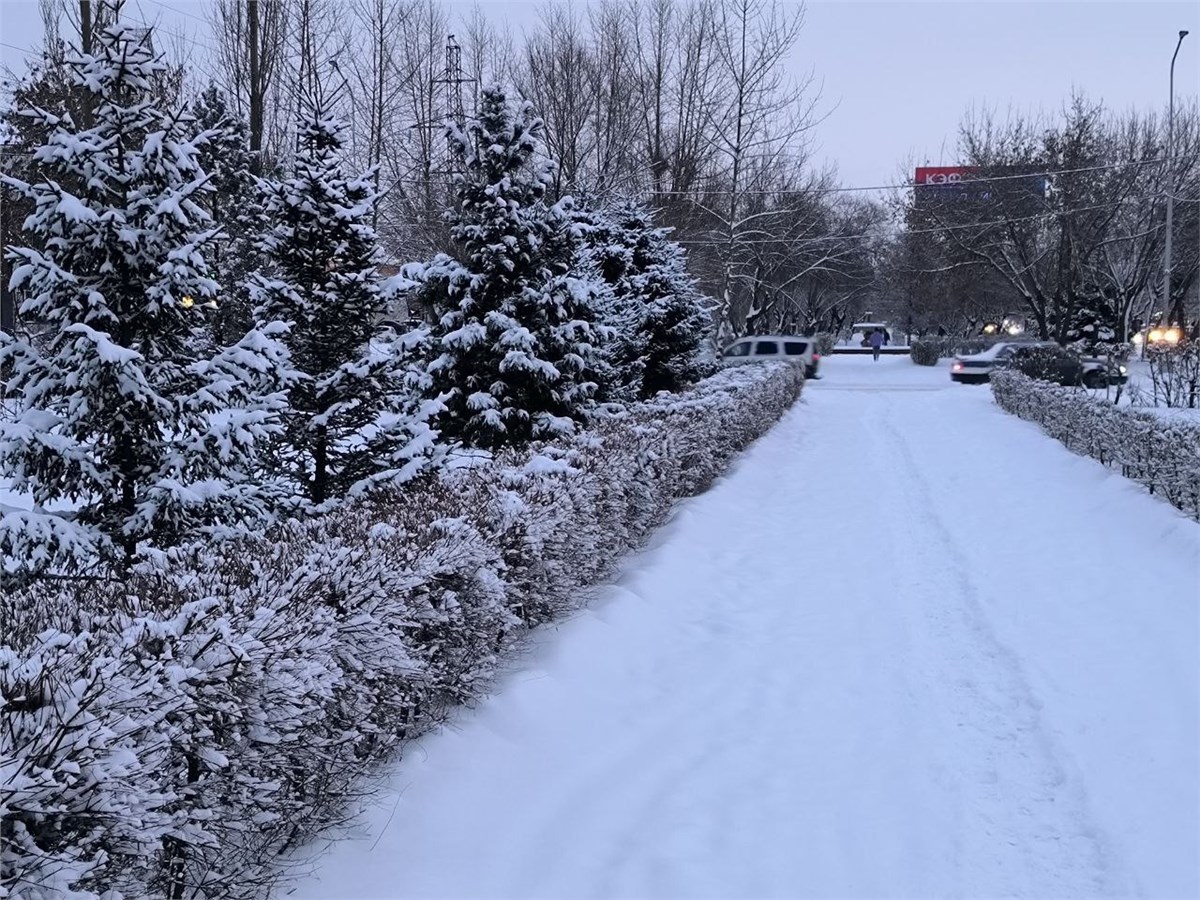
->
[909,341,940,366]
[991,369,1200,520]
[0,363,802,900]
[910,336,1000,360]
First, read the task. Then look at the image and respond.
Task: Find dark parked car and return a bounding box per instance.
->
[1077,353,1130,389]
[951,341,1128,387]
[1005,345,1086,385]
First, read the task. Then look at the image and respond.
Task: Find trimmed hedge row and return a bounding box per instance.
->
[0,363,803,900]
[909,342,940,366]
[909,336,1002,361]
[991,369,1200,519]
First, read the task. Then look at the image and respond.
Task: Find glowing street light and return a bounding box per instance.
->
[1163,30,1189,327]
[1146,327,1183,345]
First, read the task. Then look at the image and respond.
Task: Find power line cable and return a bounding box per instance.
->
[1,12,219,61]
[672,193,1198,247]
[123,8,221,55]
[644,157,1180,198]
[142,0,209,24]
[0,42,38,59]
[373,157,1187,202]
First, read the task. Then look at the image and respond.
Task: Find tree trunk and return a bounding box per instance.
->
[80,0,93,54]
[312,423,328,504]
[248,0,263,171]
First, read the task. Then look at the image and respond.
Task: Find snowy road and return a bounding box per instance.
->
[292,356,1200,900]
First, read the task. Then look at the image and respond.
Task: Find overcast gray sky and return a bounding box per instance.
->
[2,0,1197,188]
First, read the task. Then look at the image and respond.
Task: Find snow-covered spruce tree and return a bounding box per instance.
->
[585,202,714,400]
[190,83,261,346]
[412,85,610,451]
[250,115,437,506]
[0,11,291,580]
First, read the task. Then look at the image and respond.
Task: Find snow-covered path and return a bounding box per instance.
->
[292,356,1200,900]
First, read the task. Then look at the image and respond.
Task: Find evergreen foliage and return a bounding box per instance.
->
[250,116,437,505]
[585,202,713,400]
[411,85,609,450]
[190,83,260,345]
[0,15,291,578]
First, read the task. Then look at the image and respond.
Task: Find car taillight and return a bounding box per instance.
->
[813,353,821,360]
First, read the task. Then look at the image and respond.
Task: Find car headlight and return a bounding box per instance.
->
[1118,365,1127,375]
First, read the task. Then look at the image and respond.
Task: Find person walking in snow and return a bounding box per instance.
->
[869,327,885,362]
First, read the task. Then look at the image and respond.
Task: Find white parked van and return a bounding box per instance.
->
[721,335,821,379]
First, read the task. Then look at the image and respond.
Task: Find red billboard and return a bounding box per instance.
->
[915,166,977,185]
[914,166,992,206]
[914,166,1047,209]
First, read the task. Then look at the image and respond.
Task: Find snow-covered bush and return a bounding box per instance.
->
[992,368,1200,519]
[909,341,940,366]
[909,336,1001,359]
[0,626,170,899]
[1,362,802,898]
[407,85,610,451]
[813,333,835,358]
[0,19,290,580]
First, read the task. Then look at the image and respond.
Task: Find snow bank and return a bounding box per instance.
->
[0,363,802,899]
[992,368,1200,519]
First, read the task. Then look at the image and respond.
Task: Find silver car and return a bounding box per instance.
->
[722,335,821,379]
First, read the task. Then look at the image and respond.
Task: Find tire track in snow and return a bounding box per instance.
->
[508,399,932,899]
[870,393,1130,897]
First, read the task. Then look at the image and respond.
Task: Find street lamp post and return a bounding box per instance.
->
[1163,29,1188,328]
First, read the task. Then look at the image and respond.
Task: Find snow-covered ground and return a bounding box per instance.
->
[1107,358,1200,421]
[274,358,1194,897]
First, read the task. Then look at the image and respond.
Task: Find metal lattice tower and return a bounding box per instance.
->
[444,35,466,127]
[434,35,475,170]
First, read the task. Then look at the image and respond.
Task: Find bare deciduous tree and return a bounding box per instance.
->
[890,98,1199,342]
[701,0,822,338]
[209,0,290,168]
[516,5,596,197]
